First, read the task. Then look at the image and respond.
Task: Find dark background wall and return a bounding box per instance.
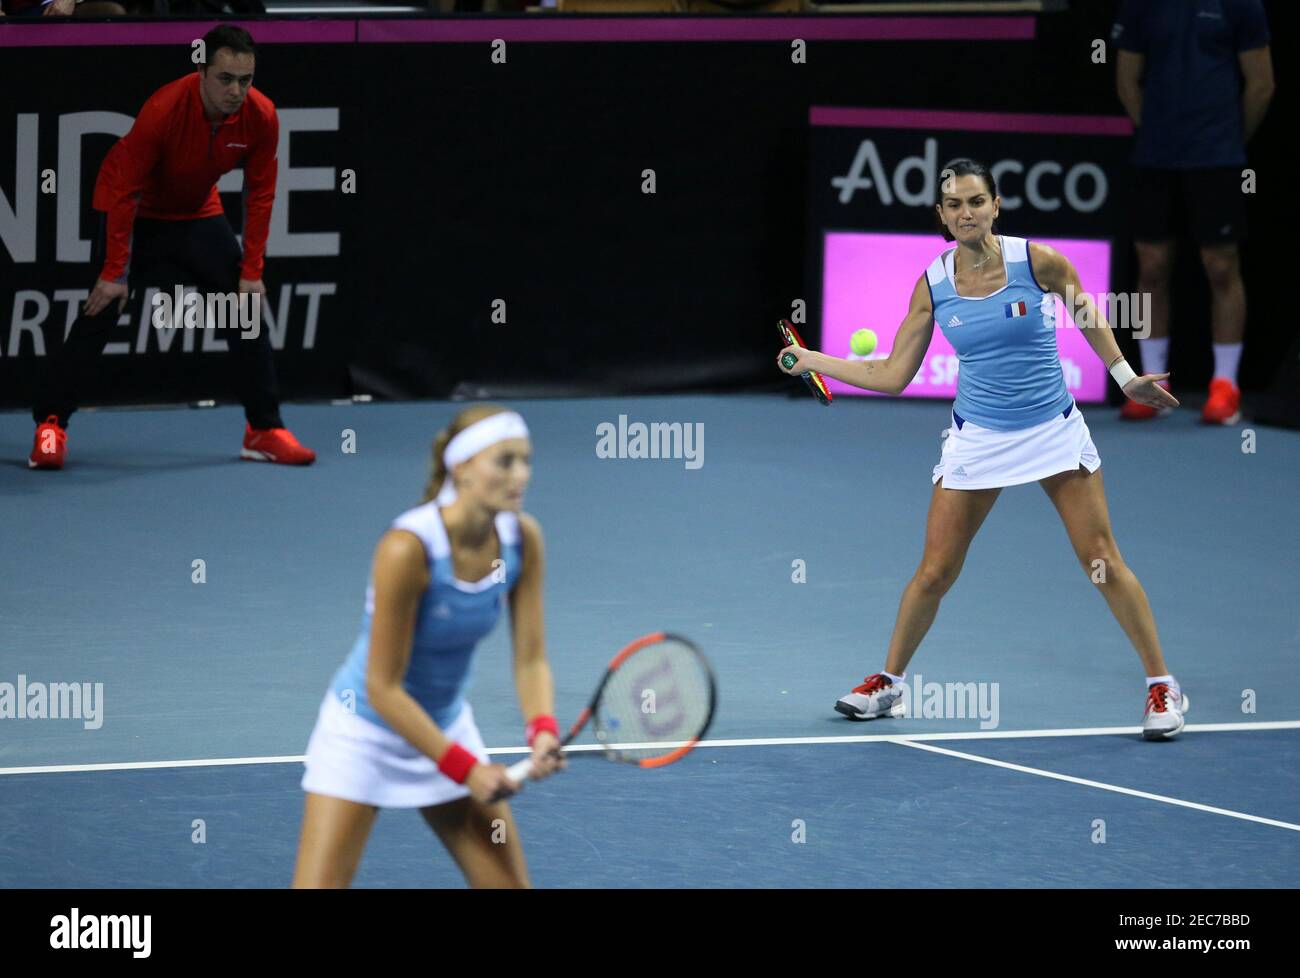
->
[0,2,1287,410]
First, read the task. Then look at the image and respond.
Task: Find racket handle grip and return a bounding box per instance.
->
[506,757,534,784]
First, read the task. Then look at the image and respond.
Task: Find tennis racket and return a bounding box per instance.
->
[506,631,717,787]
[778,319,833,405]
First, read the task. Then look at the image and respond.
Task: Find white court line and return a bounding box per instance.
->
[2,719,1297,777]
[681,719,1300,749]
[0,755,308,776]
[891,739,1300,833]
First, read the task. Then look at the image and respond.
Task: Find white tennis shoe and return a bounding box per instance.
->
[1142,683,1189,740]
[835,673,903,720]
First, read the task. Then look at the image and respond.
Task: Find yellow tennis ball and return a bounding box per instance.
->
[850,329,878,357]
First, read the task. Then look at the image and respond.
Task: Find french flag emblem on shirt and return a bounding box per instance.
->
[1005,301,1028,318]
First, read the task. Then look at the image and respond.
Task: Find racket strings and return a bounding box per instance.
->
[594,638,713,762]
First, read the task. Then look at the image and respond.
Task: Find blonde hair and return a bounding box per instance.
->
[420,403,514,504]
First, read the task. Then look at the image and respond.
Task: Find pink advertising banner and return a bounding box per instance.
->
[820,232,1111,403]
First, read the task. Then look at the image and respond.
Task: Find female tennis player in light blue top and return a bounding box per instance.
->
[293,405,563,887]
[779,158,1189,740]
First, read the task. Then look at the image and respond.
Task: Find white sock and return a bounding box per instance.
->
[1146,674,1180,699]
[1138,336,1169,377]
[883,670,905,685]
[1212,342,1242,382]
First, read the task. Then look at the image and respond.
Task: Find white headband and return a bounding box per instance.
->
[435,411,530,505]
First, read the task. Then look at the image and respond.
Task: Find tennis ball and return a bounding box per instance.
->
[850,329,878,357]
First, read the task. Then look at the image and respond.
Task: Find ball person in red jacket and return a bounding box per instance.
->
[30,25,316,469]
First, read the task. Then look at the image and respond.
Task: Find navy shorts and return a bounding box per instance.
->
[1131,167,1248,246]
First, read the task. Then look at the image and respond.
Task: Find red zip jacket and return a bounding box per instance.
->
[92,72,279,283]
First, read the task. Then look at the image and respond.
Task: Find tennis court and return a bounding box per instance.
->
[4,394,1296,887]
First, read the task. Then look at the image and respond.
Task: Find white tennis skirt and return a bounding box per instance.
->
[931,401,1101,490]
[300,693,490,809]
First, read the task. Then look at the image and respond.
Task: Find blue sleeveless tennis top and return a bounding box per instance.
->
[328,504,523,730]
[925,235,1074,431]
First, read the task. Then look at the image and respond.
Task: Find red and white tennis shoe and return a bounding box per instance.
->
[835,673,904,721]
[1142,683,1189,740]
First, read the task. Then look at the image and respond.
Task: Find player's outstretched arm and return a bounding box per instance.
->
[1030,242,1178,411]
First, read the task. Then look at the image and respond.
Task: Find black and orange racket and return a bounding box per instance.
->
[506,632,716,788]
[778,319,833,405]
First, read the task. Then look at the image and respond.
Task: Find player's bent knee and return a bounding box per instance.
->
[1081,550,1121,583]
[915,563,959,595]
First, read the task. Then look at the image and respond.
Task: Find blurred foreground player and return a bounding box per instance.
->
[293,406,563,888]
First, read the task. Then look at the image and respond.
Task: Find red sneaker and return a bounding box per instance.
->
[1201,377,1241,425]
[29,415,67,470]
[241,424,316,465]
[1120,380,1173,421]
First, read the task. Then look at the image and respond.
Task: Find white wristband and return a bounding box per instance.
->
[1109,359,1137,389]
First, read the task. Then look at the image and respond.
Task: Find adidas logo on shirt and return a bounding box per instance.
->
[952,465,968,477]
[947,315,963,327]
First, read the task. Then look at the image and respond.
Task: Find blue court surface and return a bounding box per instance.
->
[2,395,1298,887]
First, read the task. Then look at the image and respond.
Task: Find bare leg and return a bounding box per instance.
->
[1200,244,1245,346]
[1039,466,1169,676]
[882,479,1002,675]
[1134,241,1174,341]
[422,796,530,889]
[292,792,380,888]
